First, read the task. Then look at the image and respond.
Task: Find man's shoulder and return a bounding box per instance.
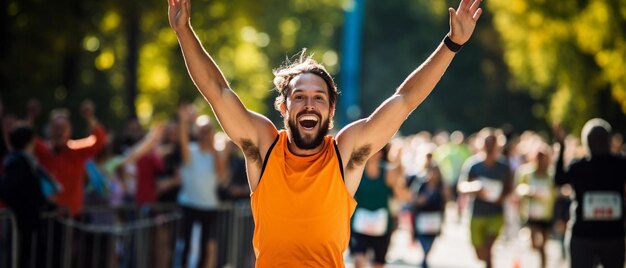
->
[3,152,28,167]
[466,154,481,163]
[467,154,487,168]
[461,154,481,172]
[495,157,511,169]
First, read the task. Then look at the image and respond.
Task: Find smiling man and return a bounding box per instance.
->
[273,65,336,152]
[168,0,482,266]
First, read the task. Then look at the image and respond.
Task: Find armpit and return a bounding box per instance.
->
[347,145,371,170]
[241,139,262,167]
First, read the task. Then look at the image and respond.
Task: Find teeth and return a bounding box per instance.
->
[299,115,318,122]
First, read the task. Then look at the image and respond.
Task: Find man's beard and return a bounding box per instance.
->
[286,112,330,150]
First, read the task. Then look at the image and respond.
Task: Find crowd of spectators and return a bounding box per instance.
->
[1,98,625,268]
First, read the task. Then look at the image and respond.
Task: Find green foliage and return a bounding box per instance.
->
[488,0,626,133]
[0,0,343,134]
[5,0,586,136]
[358,0,543,134]
[138,0,344,126]
[1,0,118,134]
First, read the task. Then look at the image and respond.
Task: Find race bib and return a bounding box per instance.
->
[479,177,503,203]
[530,180,551,200]
[352,208,388,236]
[528,201,548,220]
[583,192,622,221]
[415,212,443,234]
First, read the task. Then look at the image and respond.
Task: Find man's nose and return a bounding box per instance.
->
[304,98,315,110]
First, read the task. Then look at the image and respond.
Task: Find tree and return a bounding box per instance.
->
[488,0,626,133]
[1,0,344,134]
[357,0,543,134]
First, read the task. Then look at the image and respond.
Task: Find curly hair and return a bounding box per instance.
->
[272,49,338,113]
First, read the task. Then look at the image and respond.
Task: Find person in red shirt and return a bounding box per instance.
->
[135,119,183,206]
[34,100,107,216]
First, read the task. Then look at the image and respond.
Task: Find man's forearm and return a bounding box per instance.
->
[554,141,568,185]
[397,41,456,109]
[176,25,230,101]
[86,117,99,129]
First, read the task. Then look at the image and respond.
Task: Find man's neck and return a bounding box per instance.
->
[535,165,548,176]
[286,139,324,156]
[484,154,497,166]
[52,142,67,154]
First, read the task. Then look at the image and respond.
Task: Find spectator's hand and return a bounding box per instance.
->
[448,0,483,45]
[156,174,182,194]
[152,122,166,141]
[168,0,190,33]
[81,99,98,127]
[177,104,193,124]
[553,123,566,144]
[476,188,487,200]
[81,99,95,118]
[156,144,174,157]
[26,98,42,124]
[144,122,166,148]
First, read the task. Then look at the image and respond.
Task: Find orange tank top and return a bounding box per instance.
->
[251,130,357,267]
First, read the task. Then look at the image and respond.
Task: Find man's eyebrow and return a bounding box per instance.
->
[291,88,328,95]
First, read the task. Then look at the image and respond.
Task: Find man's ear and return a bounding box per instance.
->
[279,102,287,117]
[329,104,335,129]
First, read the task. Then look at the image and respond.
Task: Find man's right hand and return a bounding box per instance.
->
[168,0,190,33]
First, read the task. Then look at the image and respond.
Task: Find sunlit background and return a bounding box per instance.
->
[1,0,625,137]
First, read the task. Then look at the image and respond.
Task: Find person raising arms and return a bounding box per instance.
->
[168,0,482,266]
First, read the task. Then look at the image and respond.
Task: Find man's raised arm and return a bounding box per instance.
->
[167,0,277,151]
[337,0,482,194]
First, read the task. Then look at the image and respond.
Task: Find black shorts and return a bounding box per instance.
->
[526,219,552,230]
[181,205,218,240]
[349,232,391,264]
[570,237,625,268]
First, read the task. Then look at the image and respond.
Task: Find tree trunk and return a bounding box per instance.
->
[125,0,139,119]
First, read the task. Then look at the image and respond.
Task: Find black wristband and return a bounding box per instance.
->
[443,35,463,53]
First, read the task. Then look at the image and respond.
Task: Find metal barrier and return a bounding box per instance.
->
[217,201,255,268]
[0,209,18,268]
[0,202,255,268]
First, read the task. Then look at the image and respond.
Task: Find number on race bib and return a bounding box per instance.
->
[352,208,388,236]
[529,201,548,220]
[583,192,622,221]
[415,212,443,234]
[479,177,503,203]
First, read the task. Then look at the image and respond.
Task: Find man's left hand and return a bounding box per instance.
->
[448,0,483,44]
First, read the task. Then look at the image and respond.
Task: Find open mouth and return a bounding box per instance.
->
[298,115,319,130]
